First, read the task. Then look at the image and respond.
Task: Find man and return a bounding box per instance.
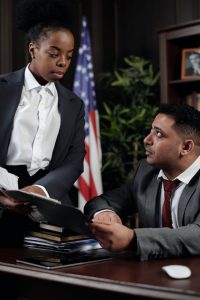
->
[84,104,200,261]
[186,51,200,76]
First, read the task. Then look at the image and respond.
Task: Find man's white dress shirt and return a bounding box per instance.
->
[158,155,200,228]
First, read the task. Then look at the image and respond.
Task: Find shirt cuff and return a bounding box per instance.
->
[33,185,49,198]
[94,209,114,218]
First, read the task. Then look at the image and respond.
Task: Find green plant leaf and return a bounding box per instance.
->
[98,55,159,189]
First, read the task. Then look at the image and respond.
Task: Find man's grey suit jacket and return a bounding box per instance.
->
[0,67,85,204]
[84,159,200,261]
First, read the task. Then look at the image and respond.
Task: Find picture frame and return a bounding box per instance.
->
[181,47,200,80]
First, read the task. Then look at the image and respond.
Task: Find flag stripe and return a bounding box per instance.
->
[90,111,98,143]
[84,142,90,165]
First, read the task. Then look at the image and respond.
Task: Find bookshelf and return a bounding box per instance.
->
[158,19,200,109]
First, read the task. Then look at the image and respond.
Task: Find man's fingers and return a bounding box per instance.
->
[93,212,122,225]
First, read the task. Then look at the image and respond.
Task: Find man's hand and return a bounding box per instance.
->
[93,211,122,224]
[89,218,135,252]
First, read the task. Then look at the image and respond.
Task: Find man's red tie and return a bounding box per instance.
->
[162,179,178,228]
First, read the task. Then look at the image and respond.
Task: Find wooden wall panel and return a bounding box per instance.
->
[1,0,200,80]
[0,0,13,73]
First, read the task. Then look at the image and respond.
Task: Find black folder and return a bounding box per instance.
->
[0,189,93,237]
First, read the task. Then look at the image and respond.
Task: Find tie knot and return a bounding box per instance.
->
[162,179,179,192]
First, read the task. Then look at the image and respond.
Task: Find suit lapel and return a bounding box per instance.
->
[0,69,24,164]
[144,174,161,227]
[50,82,74,168]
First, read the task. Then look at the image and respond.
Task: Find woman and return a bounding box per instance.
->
[0,0,85,244]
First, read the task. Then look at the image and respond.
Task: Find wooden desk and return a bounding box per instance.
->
[0,248,200,300]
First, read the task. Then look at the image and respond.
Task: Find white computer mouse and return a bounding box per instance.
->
[162,264,192,279]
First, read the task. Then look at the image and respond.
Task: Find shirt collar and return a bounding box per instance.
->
[24,65,56,97]
[158,155,200,184]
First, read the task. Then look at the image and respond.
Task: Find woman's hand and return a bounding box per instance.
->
[0,195,31,214]
[0,184,46,214]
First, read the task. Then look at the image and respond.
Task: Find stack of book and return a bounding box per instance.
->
[24,223,101,254]
[0,186,102,254]
[29,223,87,242]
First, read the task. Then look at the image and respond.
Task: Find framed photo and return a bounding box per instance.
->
[181,48,200,79]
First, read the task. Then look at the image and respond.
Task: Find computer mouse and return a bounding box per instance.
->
[162,264,191,279]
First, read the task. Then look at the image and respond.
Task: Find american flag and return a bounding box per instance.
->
[73,16,103,211]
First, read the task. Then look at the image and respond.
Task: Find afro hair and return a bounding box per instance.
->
[16,0,74,33]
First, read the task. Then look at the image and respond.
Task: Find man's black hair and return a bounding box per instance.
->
[190,51,200,57]
[158,103,200,143]
[16,0,74,42]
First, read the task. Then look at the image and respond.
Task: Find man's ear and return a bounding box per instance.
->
[181,140,194,154]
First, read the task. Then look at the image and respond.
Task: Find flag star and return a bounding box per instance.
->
[81,92,86,98]
[87,63,92,69]
[86,55,91,61]
[82,68,86,74]
[77,65,82,71]
[84,99,89,106]
[74,81,80,87]
[89,72,94,78]
[84,124,89,131]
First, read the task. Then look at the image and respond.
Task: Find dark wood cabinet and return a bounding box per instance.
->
[158,20,200,108]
